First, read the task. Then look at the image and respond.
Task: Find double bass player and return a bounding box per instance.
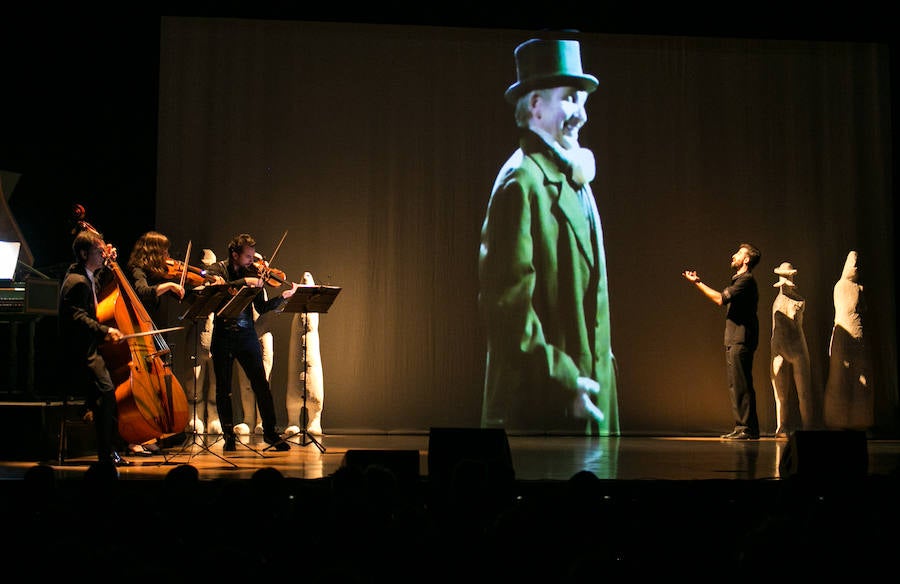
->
[58,229,129,466]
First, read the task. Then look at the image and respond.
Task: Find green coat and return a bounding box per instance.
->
[479,131,619,435]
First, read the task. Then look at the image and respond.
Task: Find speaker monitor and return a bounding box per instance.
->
[427,427,514,486]
[24,279,60,315]
[779,430,868,479]
[0,401,91,460]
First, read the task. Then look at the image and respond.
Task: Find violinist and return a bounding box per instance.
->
[122,231,193,455]
[234,254,277,437]
[126,231,187,310]
[205,233,300,452]
[58,229,128,466]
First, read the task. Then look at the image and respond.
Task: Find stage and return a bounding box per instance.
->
[1,431,899,482]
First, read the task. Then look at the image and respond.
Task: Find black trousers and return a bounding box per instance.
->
[725,343,760,434]
[82,352,119,461]
[211,325,278,436]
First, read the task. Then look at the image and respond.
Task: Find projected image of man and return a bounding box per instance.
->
[479,38,619,435]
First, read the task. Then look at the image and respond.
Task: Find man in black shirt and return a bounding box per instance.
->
[205,233,300,451]
[683,243,761,440]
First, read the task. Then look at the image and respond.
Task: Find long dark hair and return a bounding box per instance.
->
[127,231,171,279]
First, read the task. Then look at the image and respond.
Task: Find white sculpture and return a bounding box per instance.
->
[823,251,872,430]
[769,262,817,437]
[186,248,221,435]
[285,271,325,436]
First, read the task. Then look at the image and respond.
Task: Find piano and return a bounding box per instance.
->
[1,236,58,315]
[0,280,25,312]
[1,172,59,396]
[1,279,58,315]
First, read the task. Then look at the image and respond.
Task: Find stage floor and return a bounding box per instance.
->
[2,432,899,482]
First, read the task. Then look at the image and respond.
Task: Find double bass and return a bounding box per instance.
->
[76,215,190,444]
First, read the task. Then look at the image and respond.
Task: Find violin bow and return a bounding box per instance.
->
[267,230,288,267]
[120,326,185,340]
[180,240,192,289]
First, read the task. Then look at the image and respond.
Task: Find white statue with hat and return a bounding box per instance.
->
[770,261,818,436]
[823,250,872,430]
[186,248,221,435]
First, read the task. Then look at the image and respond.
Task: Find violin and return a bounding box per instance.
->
[165,258,212,287]
[249,256,288,287]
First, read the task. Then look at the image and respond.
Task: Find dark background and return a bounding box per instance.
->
[2,6,897,436]
[4,5,893,267]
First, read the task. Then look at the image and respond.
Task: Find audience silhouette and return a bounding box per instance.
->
[2,461,898,579]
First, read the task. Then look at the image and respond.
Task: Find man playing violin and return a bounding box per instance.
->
[58,229,128,465]
[205,233,301,451]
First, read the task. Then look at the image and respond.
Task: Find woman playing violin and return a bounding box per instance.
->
[124,230,187,455]
[126,231,186,309]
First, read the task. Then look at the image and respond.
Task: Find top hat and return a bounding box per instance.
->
[773,261,797,287]
[505,39,599,104]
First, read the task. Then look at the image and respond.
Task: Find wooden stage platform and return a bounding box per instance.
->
[2,430,899,482]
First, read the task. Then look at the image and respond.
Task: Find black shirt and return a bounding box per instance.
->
[722,271,759,349]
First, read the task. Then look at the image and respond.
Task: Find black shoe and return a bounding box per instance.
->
[223,434,236,452]
[726,430,759,440]
[264,433,290,451]
[143,442,162,455]
[128,443,153,457]
[720,429,741,439]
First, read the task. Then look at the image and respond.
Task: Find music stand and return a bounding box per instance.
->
[165,285,237,467]
[266,285,341,453]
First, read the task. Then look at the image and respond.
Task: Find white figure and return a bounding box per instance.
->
[824,251,872,430]
[285,271,325,436]
[769,262,817,437]
[187,249,221,435]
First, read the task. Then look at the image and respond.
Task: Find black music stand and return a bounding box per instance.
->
[165,285,237,467]
[265,285,341,453]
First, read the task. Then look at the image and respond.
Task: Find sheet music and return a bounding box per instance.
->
[0,241,21,280]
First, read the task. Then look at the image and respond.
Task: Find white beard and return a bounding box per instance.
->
[565,146,596,185]
[532,128,597,186]
[553,142,596,186]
